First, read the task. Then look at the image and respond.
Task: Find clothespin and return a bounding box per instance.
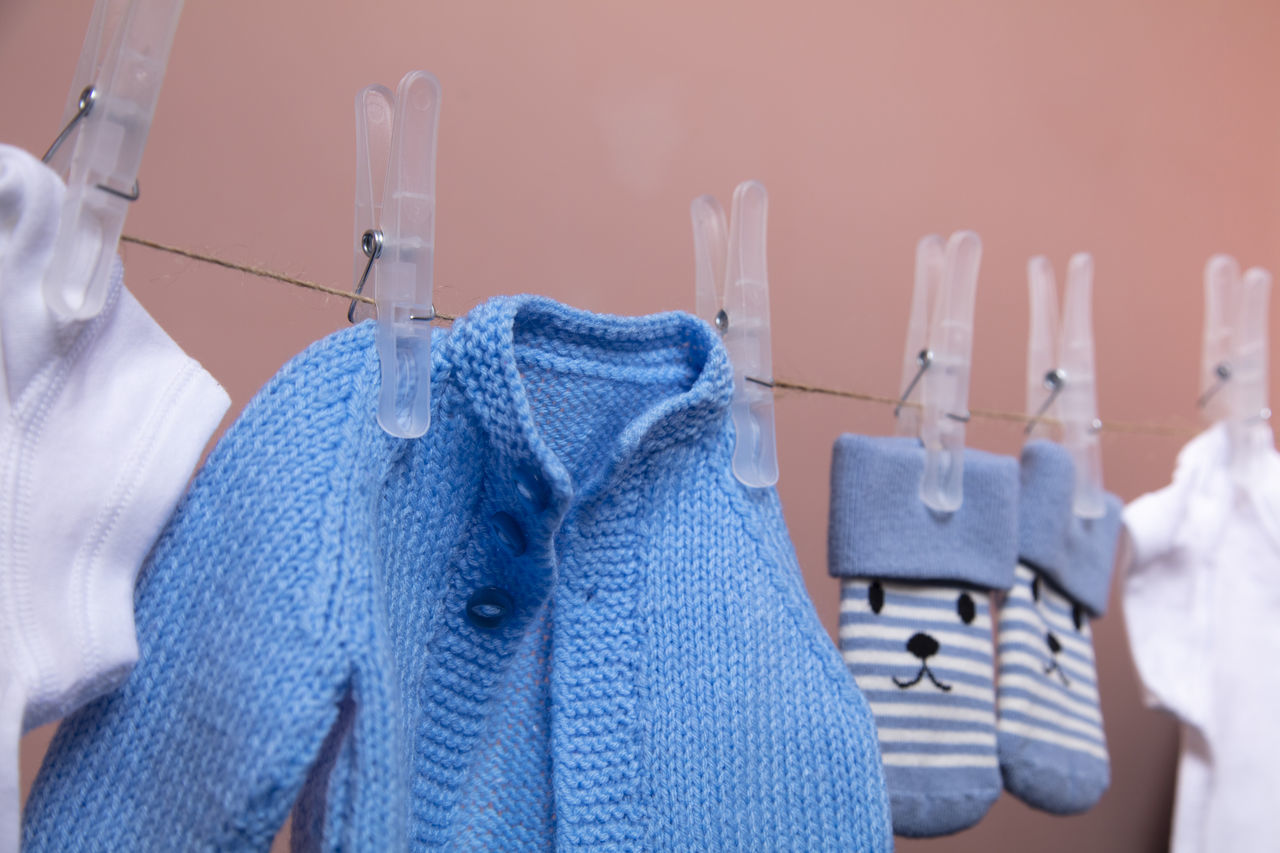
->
[691,180,778,488]
[893,232,982,512]
[38,0,185,319]
[1198,254,1272,478]
[350,71,440,439]
[1023,254,1106,518]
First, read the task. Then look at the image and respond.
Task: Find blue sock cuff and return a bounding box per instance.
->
[828,434,1019,590]
[1018,441,1123,616]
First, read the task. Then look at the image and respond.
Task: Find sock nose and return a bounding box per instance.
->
[1046,632,1062,655]
[906,632,939,660]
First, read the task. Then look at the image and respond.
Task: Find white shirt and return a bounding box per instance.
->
[0,144,229,852]
[1123,423,1280,853]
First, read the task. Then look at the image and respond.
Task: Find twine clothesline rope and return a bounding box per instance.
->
[121,234,462,321]
[119,233,1198,440]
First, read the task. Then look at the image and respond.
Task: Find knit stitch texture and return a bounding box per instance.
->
[24,295,891,851]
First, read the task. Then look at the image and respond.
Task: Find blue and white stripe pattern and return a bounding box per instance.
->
[840,577,1003,836]
[996,564,1110,813]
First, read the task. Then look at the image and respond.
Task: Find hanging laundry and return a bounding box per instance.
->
[0,144,228,853]
[23,295,892,850]
[996,440,1122,814]
[1123,424,1280,853]
[828,434,1018,837]
[995,252,1123,815]
[826,229,1014,838]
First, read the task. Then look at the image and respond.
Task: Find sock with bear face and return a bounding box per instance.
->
[997,441,1123,814]
[829,434,1019,837]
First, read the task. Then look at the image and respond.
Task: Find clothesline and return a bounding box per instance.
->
[119,233,1198,440]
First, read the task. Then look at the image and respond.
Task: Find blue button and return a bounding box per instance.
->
[466,586,513,629]
[489,511,527,556]
[513,465,551,512]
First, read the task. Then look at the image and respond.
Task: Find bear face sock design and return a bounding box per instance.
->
[996,567,1108,812]
[997,441,1123,814]
[830,435,1019,837]
[840,579,998,832]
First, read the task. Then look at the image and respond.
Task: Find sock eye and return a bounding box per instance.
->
[1031,576,1041,602]
[1072,604,1085,631]
[956,592,976,625]
[869,580,884,615]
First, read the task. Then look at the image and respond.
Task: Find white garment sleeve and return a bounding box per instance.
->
[0,144,230,853]
[1121,465,1215,737]
[0,674,19,853]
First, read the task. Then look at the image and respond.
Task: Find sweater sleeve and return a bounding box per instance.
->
[22,330,379,852]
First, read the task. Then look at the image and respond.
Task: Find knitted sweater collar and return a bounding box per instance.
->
[440,295,733,503]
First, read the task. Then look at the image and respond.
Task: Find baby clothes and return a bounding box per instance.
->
[829,434,1019,837]
[997,440,1122,814]
[1123,424,1280,853]
[24,296,892,851]
[0,145,228,852]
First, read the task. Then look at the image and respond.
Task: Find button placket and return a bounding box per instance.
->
[467,459,558,631]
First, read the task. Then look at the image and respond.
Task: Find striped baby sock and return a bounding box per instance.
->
[997,441,1123,814]
[830,435,1019,837]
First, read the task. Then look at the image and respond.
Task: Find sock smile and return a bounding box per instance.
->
[1042,657,1070,687]
[893,663,953,692]
[1043,631,1070,686]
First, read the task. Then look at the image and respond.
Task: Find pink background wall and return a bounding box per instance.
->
[6,1,1279,849]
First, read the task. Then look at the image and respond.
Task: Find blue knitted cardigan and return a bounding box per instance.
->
[24,295,891,851]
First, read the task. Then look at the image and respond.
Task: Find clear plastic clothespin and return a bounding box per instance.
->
[691,180,777,488]
[893,232,982,512]
[1199,255,1272,479]
[1024,254,1106,518]
[352,71,440,439]
[39,0,185,319]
